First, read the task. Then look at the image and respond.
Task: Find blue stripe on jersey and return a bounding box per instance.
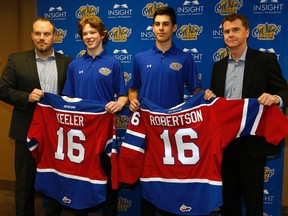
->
[35,171,106,210]
[239,99,262,137]
[123,129,146,151]
[26,138,38,151]
[141,180,222,215]
[103,136,117,155]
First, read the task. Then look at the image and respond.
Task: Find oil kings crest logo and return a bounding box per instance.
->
[253,0,283,14]
[118,196,132,212]
[169,62,182,71]
[213,48,229,62]
[252,22,281,40]
[98,68,112,76]
[214,0,243,16]
[75,4,99,19]
[55,28,67,43]
[44,6,67,20]
[264,167,274,182]
[176,23,203,40]
[124,72,132,86]
[108,4,132,18]
[112,49,132,64]
[109,26,132,42]
[116,113,129,129]
[177,0,204,16]
[140,26,155,41]
[142,2,168,18]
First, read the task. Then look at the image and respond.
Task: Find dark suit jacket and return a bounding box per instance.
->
[210,47,288,158]
[0,49,72,141]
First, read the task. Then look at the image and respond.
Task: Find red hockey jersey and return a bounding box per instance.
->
[27,93,118,210]
[118,92,288,215]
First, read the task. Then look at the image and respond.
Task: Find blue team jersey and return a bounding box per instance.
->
[62,50,127,101]
[131,43,201,108]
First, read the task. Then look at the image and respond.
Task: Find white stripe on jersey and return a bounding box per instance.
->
[121,142,145,153]
[251,104,264,135]
[236,98,249,138]
[126,129,146,138]
[37,168,107,184]
[140,177,222,186]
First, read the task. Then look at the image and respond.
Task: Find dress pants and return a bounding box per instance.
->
[221,140,266,216]
[15,140,36,216]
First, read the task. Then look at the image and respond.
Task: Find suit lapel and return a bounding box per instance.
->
[242,48,257,98]
[217,57,228,97]
[26,50,42,89]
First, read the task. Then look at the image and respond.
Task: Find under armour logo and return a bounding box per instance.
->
[79,70,84,74]
[147,64,152,68]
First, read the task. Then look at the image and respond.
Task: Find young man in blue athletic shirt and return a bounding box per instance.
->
[127,6,214,216]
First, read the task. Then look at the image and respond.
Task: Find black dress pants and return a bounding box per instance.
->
[15,140,36,216]
[221,140,266,216]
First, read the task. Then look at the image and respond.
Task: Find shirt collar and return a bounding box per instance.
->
[35,49,56,60]
[228,46,247,62]
[152,42,176,54]
[83,49,106,59]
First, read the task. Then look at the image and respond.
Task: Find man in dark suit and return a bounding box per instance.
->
[0,17,72,216]
[210,13,288,216]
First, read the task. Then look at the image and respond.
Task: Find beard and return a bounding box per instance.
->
[36,44,52,53]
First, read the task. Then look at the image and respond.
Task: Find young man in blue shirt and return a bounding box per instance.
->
[128,6,214,216]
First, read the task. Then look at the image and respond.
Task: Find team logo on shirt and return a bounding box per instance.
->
[98,68,112,76]
[62,196,71,204]
[180,204,192,212]
[169,62,182,71]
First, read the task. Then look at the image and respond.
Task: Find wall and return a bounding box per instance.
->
[0,0,37,182]
[0,0,287,207]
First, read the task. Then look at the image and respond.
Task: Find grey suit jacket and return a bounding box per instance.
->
[210,47,288,157]
[0,49,72,141]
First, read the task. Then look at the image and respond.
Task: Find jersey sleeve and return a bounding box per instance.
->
[103,116,119,190]
[112,60,127,97]
[118,111,146,184]
[213,98,288,147]
[26,103,43,164]
[183,55,201,93]
[129,55,141,89]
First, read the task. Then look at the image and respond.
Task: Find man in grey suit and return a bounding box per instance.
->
[210,13,288,216]
[0,17,72,216]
